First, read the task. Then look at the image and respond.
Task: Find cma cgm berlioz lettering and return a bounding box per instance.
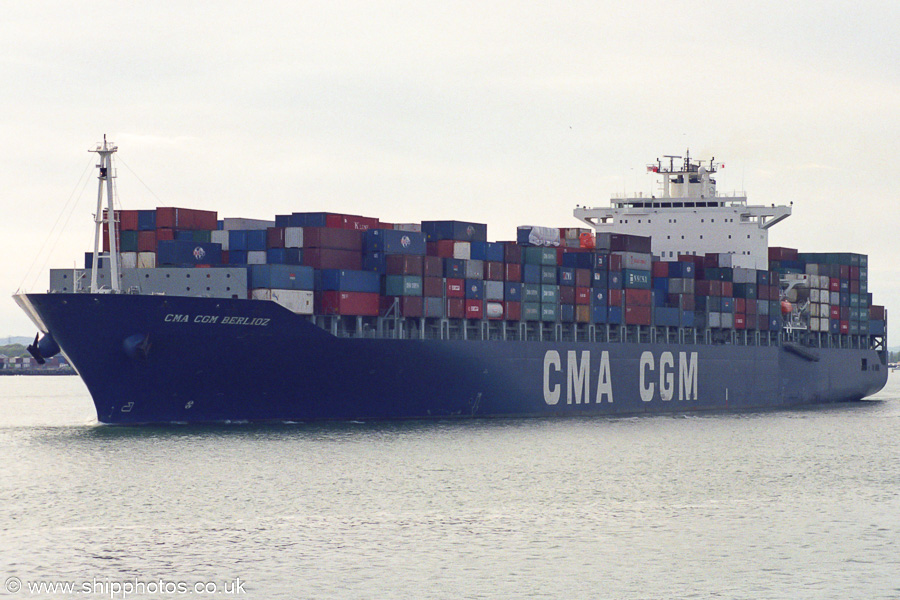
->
[14,140,888,424]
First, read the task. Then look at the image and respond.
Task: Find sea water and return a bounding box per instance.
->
[1,374,898,599]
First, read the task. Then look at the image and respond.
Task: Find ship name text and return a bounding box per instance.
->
[164,313,270,327]
[543,350,699,405]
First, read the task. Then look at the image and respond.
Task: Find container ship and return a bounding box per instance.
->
[14,140,888,424]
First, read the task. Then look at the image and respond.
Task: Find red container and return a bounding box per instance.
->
[504,263,522,282]
[156,207,216,230]
[221,250,229,263]
[465,300,483,319]
[680,293,695,311]
[870,305,886,320]
[318,291,379,316]
[575,287,590,305]
[652,262,669,277]
[768,247,799,261]
[399,296,424,317]
[608,289,622,307]
[555,248,566,266]
[829,278,840,292]
[119,210,139,231]
[423,256,443,277]
[446,278,465,298]
[303,248,362,270]
[267,227,285,249]
[746,314,757,329]
[386,254,424,276]
[745,298,757,314]
[446,298,465,319]
[721,281,733,297]
[156,228,175,242]
[194,210,218,230]
[839,265,850,279]
[624,306,651,325]
[423,276,444,297]
[840,320,849,334]
[758,284,770,300]
[850,280,859,294]
[427,240,455,258]
[734,314,746,330]
[624,288,652,307]
[137,231,156,252]
[574,268,590,288]
[341,214,380,231]
[560,286,576,304]
[485,261,504,281]
[608,254,623,271]
[735,298,746,313]
[830,305,840,319]
[506,301,522,321]
[850,266,860,280]
[303,227,363,251]
[503,242,523,264]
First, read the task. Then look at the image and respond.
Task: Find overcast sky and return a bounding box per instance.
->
[2,1,898,340]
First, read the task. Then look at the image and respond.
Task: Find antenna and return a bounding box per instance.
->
[88,135,120,292]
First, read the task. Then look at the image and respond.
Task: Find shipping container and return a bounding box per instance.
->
[157,241,222,266]
[303,227,363,251]
[318,291,379,316]
[317,269,381,293]
[303,248,362,270]
[446,278,465,298]
[422,221,488,242]
[251,289,314,314]
[384,275,423,296]
[249,264,315,290]
[364,229,427,255]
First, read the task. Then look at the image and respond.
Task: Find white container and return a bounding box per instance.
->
[453,242,471,260]
[284,227,303,248]
[251,289,314,314]
[247,251,267,265]
[211,229,230,250]
[394,223,422,232]
[121,252,138,269]
[485,302,504,319]
[222,218,275,230]
[137,252,156,268]
[484,281,504,301]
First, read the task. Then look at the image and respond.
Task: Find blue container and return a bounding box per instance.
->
[523,264,541,284]
[464,279,484,300]
[591,270,608,288]
[591,305,608,323]
[504,282,522,301]
[607,306,623,324]
[756,270,770,286]
[137,210,157,231]
[721,297,735,313]
[229,230,248,251]
[247,230,267,251]
[317,269,381,293]
[595,254,611,270]
[486,242,505,263]
[558,267,575,286]
[682,311,695,327]
[216,220,224,230]
[562,252,594,269]
[769,315,782,330]
[157,241,222,266]
[608,272,623,289]
[363,252,387,273]
[249,264,315,290]
[869,320,886,335]
[560,304,575,323]
[228,250,247,265]
[668,261,695,278]
[175,230,194,241]
[591,288,608,307]
[289,212,329,227]
[364,229,427,255]
[443,258,465,278]
[275,214,291,228]
[469,241,489,261]
[652,277,668,293]
[422,221,488,242]
[267,248,286,264]
[652,290,667,307]
[540,266,557,285]
[654,307,680,326]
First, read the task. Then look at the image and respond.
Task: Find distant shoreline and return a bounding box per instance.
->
[0,370,76,376]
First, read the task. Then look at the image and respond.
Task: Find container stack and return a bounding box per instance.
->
[77,207,886,338]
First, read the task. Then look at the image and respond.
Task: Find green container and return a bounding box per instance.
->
[119,231,139,252]
[540,303,559,322]
[623,269,651,289]
[384,275,423,296]
[524,246,557,266]
[192,230,212,243]
[522,284,541,302]
[522,302,541,321]
[540,284,559,303]
[540,265,557,284]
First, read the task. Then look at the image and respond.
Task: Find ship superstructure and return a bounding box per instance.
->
[574,152,790,270]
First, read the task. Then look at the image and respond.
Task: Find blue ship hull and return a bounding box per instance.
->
[15,293,888,424]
